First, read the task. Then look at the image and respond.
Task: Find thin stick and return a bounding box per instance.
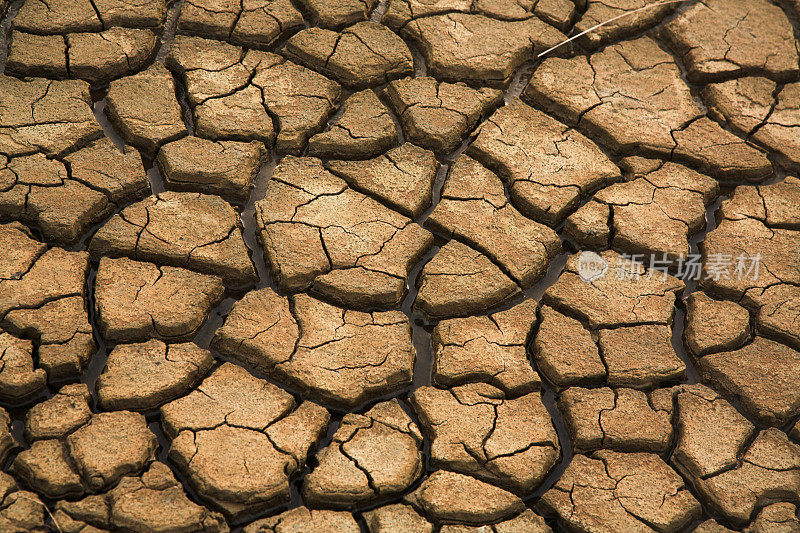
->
[537,0,689,58]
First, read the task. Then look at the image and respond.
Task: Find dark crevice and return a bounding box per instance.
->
[505,60,540,102]
[144,159,167,195]
[240,152,280,291]
[524,310,573,506]
[369,0,390,24]
[0,0,24,74]
[171,69,197,135]
[407,40,428,77]
[405,245,439,389]
[155,0,185,63]
[90,96,127,152]
[80,262,106,411]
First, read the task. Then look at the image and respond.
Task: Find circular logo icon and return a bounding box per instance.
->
[577,251,608,282]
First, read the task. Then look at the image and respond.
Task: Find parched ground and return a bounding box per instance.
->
[0,0,799,531]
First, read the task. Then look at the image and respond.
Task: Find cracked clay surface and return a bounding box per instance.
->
[0,0,799,531]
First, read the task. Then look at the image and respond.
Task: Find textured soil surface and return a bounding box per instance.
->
[0,0,799,531]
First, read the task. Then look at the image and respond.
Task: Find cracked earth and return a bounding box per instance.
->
[0,0,799,531]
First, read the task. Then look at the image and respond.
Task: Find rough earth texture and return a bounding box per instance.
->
[285,22,413,88]
[0,76,102,157]
[306,89,398,160]
[0,140,149,244]
[156,136,266,204]
[303,399,423,508]
[212,290,415,409]
[256,156,432,309]
[0,1,799,532]
[402,13,565,87]
[524,37,772,182]
[89,191,256,286]
[410,383,560,494]
[703,78,800,171]
[566,160,718,261]
[95,256,224,342]
[6,28,159,84]
[468,99,621,226]
[167,35,342,153]
[661,0,799,83]
[177,0,303,48]
[160,363,330,520]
